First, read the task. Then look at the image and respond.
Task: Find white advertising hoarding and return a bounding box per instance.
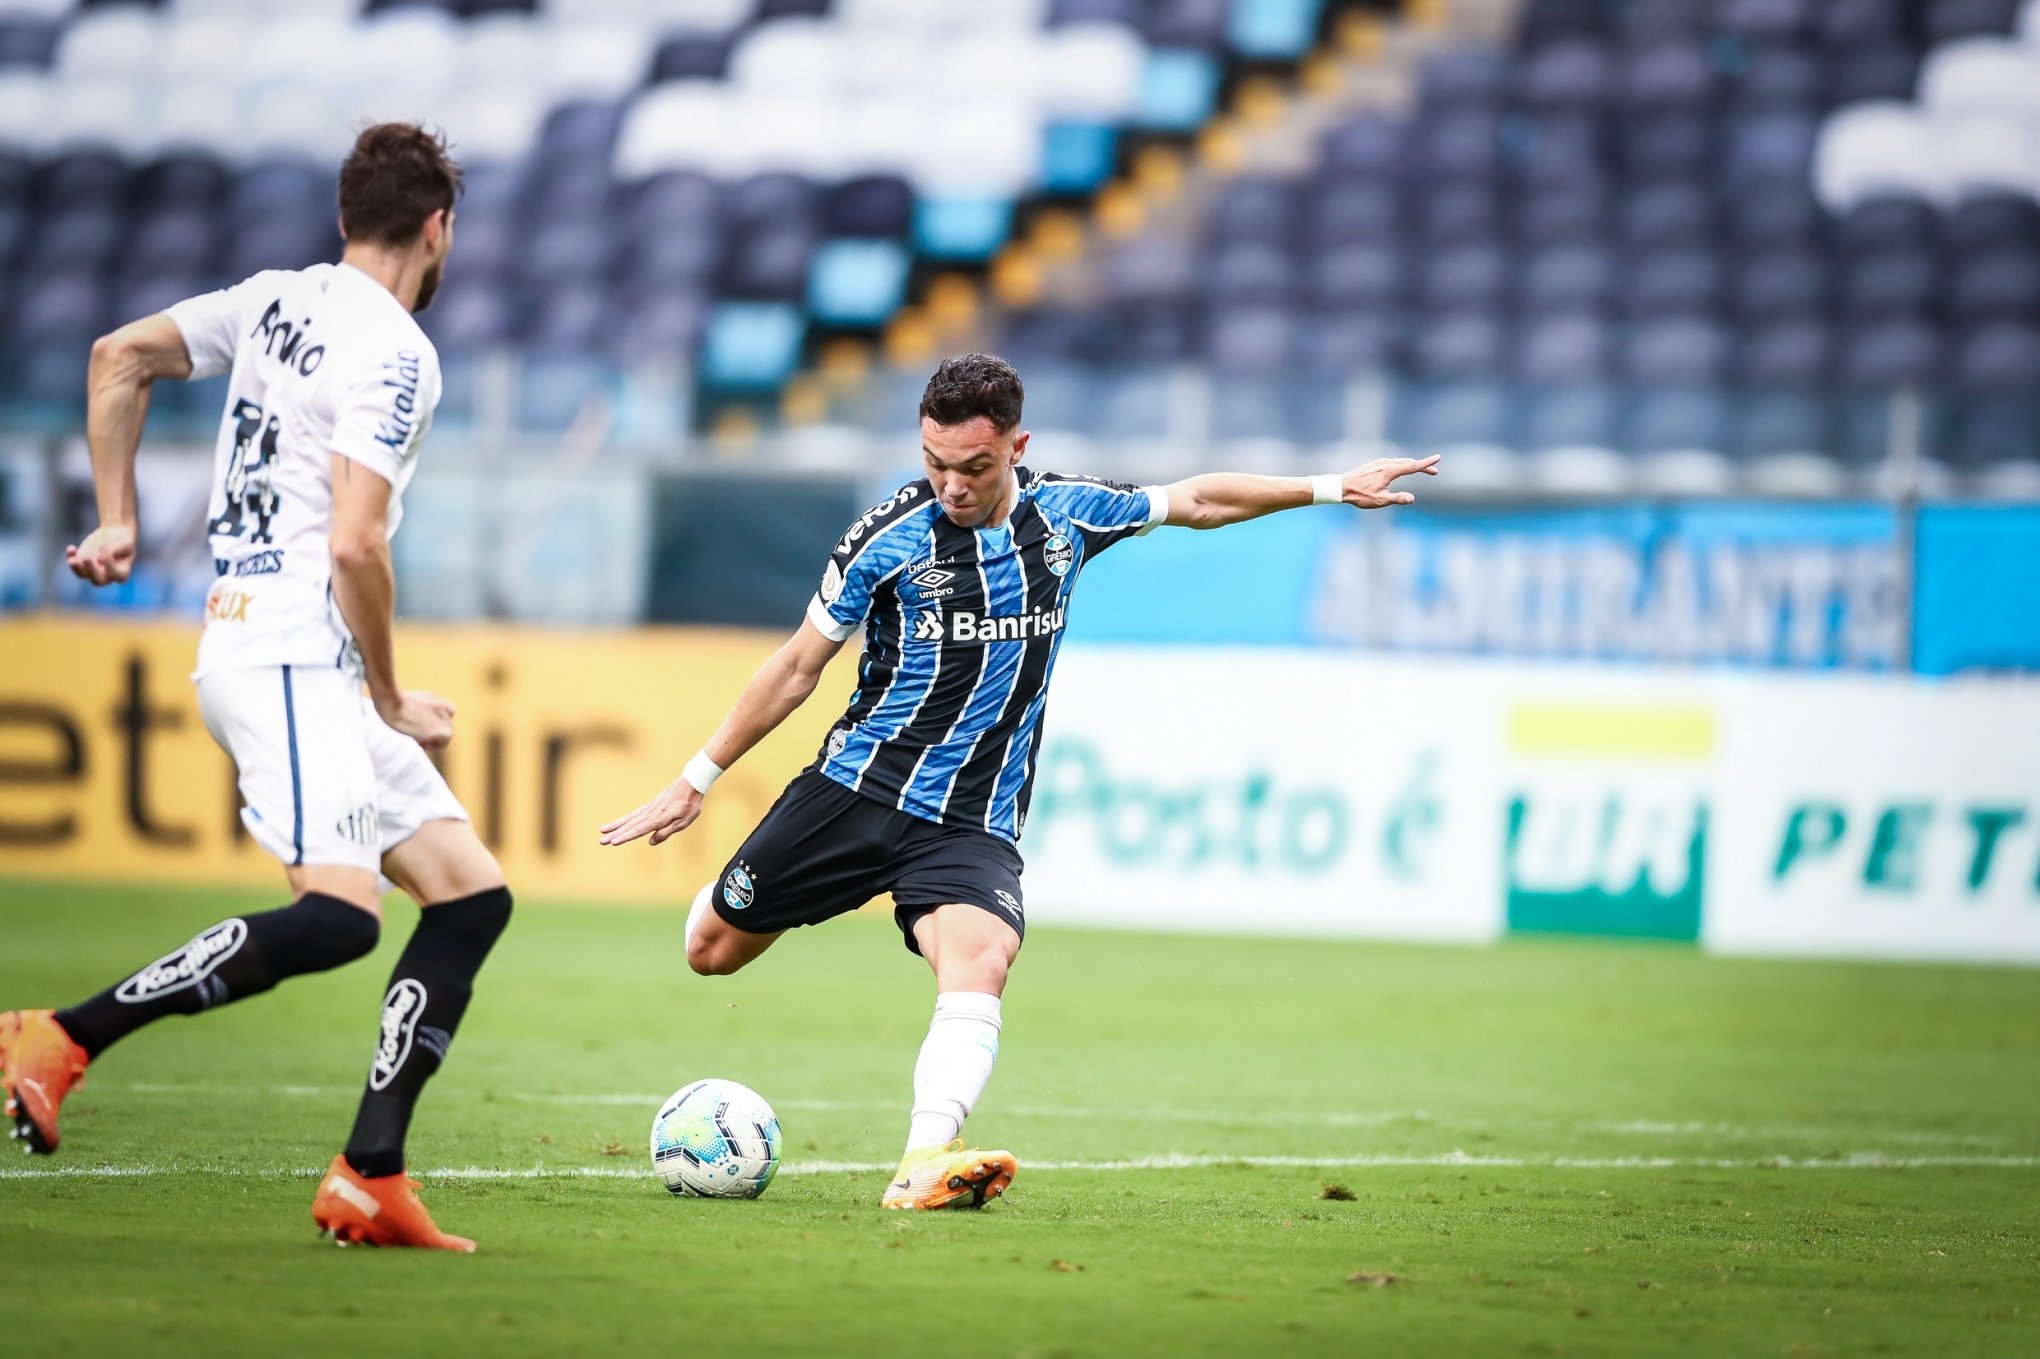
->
[1023,647,2040,966]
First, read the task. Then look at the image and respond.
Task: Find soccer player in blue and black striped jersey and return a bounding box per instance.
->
[599,353,1438,1209]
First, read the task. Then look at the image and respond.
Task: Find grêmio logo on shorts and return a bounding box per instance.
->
[916,605,1067,644]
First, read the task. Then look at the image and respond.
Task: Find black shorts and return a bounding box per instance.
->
[711,770,1025,954]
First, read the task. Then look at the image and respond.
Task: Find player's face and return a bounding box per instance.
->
[413,209,454,313]
[922,417,1027,527]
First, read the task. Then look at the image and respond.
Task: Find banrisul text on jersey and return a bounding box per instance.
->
[804,467,1166,842]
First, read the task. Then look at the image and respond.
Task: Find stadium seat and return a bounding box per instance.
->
[1826,46,1923,105]
[1739,317,1831,385]
[1822,0,1909,46]
[1207,304,1296,376]
[1815,103,1936,209]
[1839,248,1940,316]
[0,16,59,70]
[1731,251,1828,322]
[1135,48,1220,130]
[807,238,910,326]
[1838,316,1943,386]
[1946,191,2040,252]
[1418,46,1509,111]
[1206,243,1299,305]
[1311,243,1401,309]
[1835,195,1939,254]
[1226,0,1324,60]
[1515,39,1614,112]
[1714,0,1818,40]
[699,301,806,389]
[1618,114,1713,180]
[1297,309,1396,376]
[1519,248,1616,314]
[1618,41,1714,111]
[1318,116,1404,178]
[1100,237,1197,306]
[1499,316,1603,396]
[1949,250,2040,318]
[1732,45,1822,110]
[1950,319,2040,390]
[1307,182,1398,247]
[1924,0,2025,45]
[1619,182,1714,250]
[1209,178,1296,246]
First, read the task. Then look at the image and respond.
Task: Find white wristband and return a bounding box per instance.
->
[1309,473,1343,506]
[681,751,724,795]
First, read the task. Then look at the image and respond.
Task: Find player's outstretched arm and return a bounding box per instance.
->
[66,314,196,586]
[599,619,847,848]
[1160,454,1441,531]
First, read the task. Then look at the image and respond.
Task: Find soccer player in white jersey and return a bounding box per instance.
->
[599,354,1438,1209]
[0,125,510,1251]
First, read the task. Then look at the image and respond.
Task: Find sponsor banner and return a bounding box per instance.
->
[6,619,2037,962]
[1706,679,2040,963]
[1025,648,2040,962]
[1023,649,1504,942]
[1912,505,2040,675]
[0,617,856,905]
[1076,503,1908,670]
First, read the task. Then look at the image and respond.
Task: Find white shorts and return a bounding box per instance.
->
[197,664,469,873]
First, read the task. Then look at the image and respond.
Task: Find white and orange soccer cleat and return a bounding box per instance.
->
[310,1154,477,1252]
[2,1010,90,1155]
[880,1139,1018,1210]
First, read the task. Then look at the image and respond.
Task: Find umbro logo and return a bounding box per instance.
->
[912,567,956,589]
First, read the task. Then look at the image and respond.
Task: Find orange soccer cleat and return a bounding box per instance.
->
[310,1155,477,1252]
[881,1139,1019,1210]
[2,1010,90,1155]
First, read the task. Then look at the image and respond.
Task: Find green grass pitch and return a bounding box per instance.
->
[2,881,2036,1358]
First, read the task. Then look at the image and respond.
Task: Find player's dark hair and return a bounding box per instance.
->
[338,122,463,248]
[919,353,1025,433]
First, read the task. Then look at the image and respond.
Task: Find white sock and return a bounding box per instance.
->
[684,883,713,950]
[904,992,1002,1152]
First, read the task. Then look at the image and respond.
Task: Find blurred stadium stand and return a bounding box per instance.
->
[4,0,2040,640]
[0,0,1382,439]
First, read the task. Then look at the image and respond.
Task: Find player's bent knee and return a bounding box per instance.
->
[686,932,747,977]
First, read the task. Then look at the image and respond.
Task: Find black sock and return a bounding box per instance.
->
[54,894,380,1059]
[343,886,512,1179]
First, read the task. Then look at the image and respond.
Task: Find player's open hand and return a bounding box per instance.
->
[379,690,456,751]
[1339,454,1441,508]
[65,522,137,586]
[599,775,705,848]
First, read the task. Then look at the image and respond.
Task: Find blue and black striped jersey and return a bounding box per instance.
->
[804,466,1167,842]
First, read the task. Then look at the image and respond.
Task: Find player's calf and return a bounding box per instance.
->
[340,886,512,1179]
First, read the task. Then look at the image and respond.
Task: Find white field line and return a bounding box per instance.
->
[103,1084,2010,1146]
[4,1152,2040,1183]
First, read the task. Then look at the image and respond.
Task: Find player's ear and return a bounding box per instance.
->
[1010,429,1029,463]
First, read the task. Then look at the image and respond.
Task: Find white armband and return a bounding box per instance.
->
[1309,473,1344,506]
[682,751,725,795]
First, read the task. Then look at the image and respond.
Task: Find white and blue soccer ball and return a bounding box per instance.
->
[649,1078,782,1199]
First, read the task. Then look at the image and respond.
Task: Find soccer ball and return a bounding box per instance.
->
[649,1078,782,1199]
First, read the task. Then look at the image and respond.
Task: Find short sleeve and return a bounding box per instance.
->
[1036,474,1168,557]
[329,345,439,486]
[805,486,933,641]
[164,271,286,380]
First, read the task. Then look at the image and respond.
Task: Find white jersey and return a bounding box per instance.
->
[167,262,441,678]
